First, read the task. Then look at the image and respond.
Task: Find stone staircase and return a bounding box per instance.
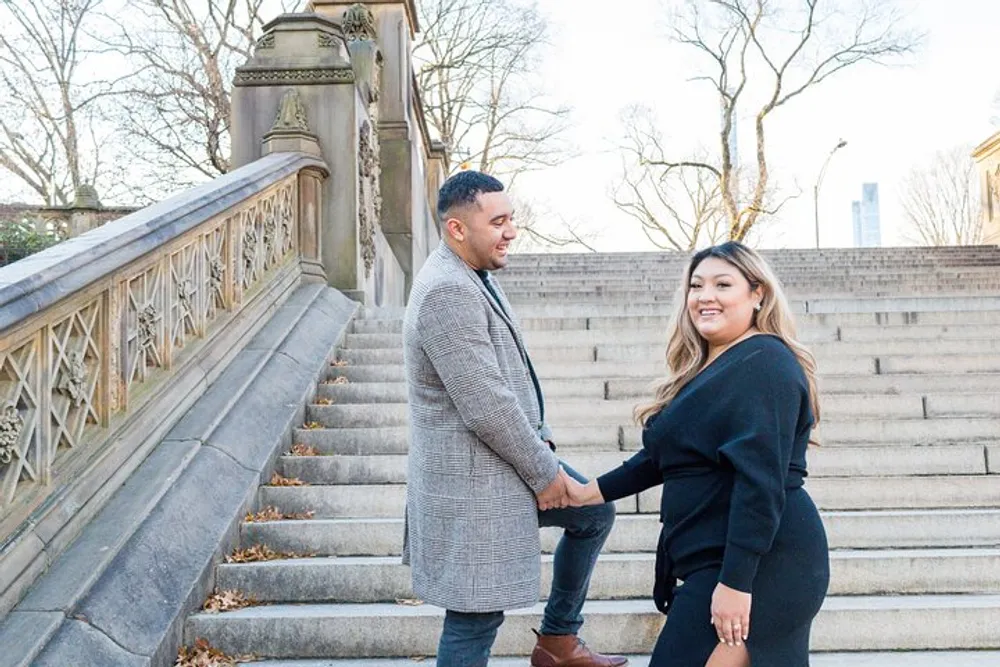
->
[183,248,1000,665]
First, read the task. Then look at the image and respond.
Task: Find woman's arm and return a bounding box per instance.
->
[562,448,662,506]
[717,347,805,594]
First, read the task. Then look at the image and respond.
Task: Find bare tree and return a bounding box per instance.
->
[643,0,918,242]
[612,106,728,250]
[101,0,298,199]
[0,0,124,205]
[414,0,570,180]
[901,146,984,246]
[507,198,598,253]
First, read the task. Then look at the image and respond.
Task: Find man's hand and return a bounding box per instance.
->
[536,469,569,511]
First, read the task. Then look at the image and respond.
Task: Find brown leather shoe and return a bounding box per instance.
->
[529,629,629,667]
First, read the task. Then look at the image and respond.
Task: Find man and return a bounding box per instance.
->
[402,170,627,667]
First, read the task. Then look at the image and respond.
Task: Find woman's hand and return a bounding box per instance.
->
[710,582,751,647]
[560,468,605,507]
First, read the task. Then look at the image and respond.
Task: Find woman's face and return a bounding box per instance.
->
[686,256,761,347]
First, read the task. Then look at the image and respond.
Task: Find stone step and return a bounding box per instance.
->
[241,509,1000,557]
[278,445,989,485]
[291,419,999,453]
[532,310,1000,331]
[184,595,1000,656]
[610,374,1000,398]
[508,296,1000,319]
[529,356,1000,378]
[303,398,1000,429]
[638,476,1000,513]
[291,425,622,455]
[214,548,1000,604]
[320,374,1000,405]
[342,324,1000,349]
[246,653,1000,667]
[258,475,1000,519]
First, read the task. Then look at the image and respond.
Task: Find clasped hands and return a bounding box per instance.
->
[536,466,603,511]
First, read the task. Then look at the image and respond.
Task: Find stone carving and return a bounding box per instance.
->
[177,279,195,315]
[991,165,1000,222]
[137,304,159,352]
[243,223,258,267]
[343,3,377,42]
[108,287,122,411]
[358,121,379,276]
[271,89,310,133]
[209,256,225,291]
[318,31,339,48]
[56,351,87,407]
[234,68,354,86]
[0,402,23,465]
[263,212,277,265]
[256,32,275,49]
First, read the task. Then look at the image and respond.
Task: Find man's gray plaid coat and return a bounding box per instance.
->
[402,241,559,612]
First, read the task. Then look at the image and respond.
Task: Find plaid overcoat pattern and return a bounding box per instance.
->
[401,242,559,612]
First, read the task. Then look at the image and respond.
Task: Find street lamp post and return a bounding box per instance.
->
[813,139,847,249]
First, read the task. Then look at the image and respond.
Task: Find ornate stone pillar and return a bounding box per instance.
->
[311,0,422,293]
[231,13,365,294]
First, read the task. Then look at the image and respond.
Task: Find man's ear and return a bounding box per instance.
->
[444,216,465,242]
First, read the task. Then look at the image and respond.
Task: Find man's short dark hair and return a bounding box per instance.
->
[436,170,505,222]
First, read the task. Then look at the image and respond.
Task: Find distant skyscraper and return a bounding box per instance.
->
[852,201,862,247]
[851,184,881,247]
[860,183,882,247]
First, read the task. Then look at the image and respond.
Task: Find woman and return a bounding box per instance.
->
[562,242,829,667]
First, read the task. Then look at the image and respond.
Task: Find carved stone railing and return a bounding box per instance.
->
[0,151,327,615]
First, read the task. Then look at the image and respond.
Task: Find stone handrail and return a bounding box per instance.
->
[0,151,328,614]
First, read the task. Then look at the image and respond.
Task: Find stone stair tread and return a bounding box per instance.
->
[186,595,1000,619]
[248,653,1000,667]
[220,547,1000,568]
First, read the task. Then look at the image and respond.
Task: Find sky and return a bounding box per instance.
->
[513,0,1000,251]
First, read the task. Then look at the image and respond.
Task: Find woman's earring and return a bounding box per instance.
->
[754,303,762,312]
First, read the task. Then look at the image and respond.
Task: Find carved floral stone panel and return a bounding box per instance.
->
[0,336,41,505]
[170,242,202,350]
[49,298,101,457]
[126,265,164,393]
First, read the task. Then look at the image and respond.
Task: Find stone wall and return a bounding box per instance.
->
[973,130,1000,245]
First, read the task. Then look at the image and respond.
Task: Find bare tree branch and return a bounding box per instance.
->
[414,0,571,183]
[660,0,920,243]
[901,146,984,246]
[611,106,729,251]
[0,0,118,205]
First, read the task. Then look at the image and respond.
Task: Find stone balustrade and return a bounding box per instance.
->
[0,151,328,616]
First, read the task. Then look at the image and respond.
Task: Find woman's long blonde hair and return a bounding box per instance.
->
[635,242,821,433]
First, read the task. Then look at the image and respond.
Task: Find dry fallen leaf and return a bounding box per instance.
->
[289,443,321,457]
[176,637,256,666]
[396,598,424,606]
[314,397,334,405]
[226,544,315,563]
[331,376,349,385]
[269,471,308,487]
[302,421,323,430]
[244,506,283,523]
[284,510,315,520]
[330,359,349,367]
[202,589,257,613]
